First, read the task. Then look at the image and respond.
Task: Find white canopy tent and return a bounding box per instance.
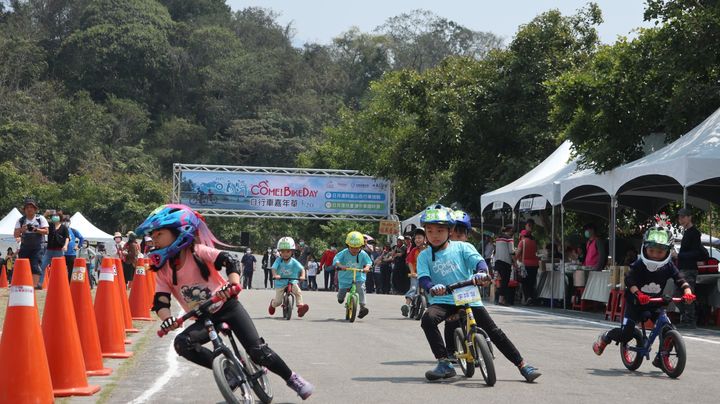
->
[401,211,423,234]
[0,208,22,254]
[69,212,114,243]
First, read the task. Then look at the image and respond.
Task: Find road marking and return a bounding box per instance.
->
[493,305,720,345]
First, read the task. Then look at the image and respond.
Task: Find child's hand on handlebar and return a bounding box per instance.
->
[682,292,696,304]
[635,291,650,305]
[215,282,241,301]
[430,284,446,296]
[472,272,491,286]
[273,275,281,279]
[160,316,178,333]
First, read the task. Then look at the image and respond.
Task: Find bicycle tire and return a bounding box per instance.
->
[408,297,418,319]
[453,328,474,377]
[472,333,496,386]
[284,293,294,321]
[349,294,358,323]
[620,327,644,371]
[212,354,254,404]
[238,349,274,403]
[659,330,686,378]
[414,295,427,320]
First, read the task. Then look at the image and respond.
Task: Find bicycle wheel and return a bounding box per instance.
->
[658,330,686,378]
[348,294,358,323]
[238,349,273,403]
[408,297,418,319]
[472,334,496,386]
[620,327,644,371]
[212,354,254,404]
[414,295,427,320]
[283,293,294,321]
[453,328,474,377]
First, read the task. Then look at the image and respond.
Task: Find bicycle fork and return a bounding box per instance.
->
[206,320,248,385]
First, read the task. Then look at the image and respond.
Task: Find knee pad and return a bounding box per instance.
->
[174,333,201,357]
[247,339,276,367]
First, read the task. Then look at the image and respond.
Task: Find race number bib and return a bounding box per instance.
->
[71,266,86,283]
[452,285,481,305]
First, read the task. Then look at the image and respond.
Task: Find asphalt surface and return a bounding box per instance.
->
[67,276,720,404]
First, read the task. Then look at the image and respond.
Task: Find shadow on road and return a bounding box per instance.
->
[586,367,667,378]
[352,376,429,385]
[379,360,437,366]
[308,318,351,323]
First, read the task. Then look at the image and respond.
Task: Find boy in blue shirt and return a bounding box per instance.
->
[333,231,372,319]
[269,237,309,317]
[417,205,540,382]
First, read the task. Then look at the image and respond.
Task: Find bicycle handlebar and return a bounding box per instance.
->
[646,296,683,305]
[157,283,242,337]
[445,279,478,293]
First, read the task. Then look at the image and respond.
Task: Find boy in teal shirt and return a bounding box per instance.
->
[417,205,540,382]
[269,237,309,317]
[333,231,372,319]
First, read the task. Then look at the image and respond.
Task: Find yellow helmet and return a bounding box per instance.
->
[345,231,365,248]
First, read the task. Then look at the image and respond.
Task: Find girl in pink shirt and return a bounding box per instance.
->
[135,204,313,400]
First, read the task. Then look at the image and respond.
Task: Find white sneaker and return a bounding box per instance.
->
[287,372,314,400]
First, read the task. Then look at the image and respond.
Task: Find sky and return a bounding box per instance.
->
[227,0,655,47]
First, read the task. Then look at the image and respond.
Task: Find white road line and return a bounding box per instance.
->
[493,305,720,345]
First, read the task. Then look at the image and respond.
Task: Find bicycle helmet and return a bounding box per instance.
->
[640,214,674,272]
[420,204,455,227]
[413,227,426,237]
[345,231,365,248]
[451,209,472,232]
[135,204,200,269]
[277,237,296,251]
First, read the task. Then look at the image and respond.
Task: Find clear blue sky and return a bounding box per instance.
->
[228,0,653,46]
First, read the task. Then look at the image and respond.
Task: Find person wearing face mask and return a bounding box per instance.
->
[582,223,607,271]
[241,248,257,289]
[111,231,125,260]
[14,198,50,289]
[63,215,85,282]
[38,209,70,287]
[262,247,276,289]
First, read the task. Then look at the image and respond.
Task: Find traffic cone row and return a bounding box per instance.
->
[0,254,156,400]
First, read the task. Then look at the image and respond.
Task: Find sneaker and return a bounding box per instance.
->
[287,372,314,400]
[652,356,662,369]
[401,304,410,317]
[425,359,456,381]
[592,332,608,356]
[268,299,275,316]
[358,306,369,319]
[298,304,309,317]
[520,364,541,382]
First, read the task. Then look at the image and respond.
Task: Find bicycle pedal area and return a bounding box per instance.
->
[48,287,720,404]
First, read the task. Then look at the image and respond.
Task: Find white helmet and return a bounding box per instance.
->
[640,227,673,272]
[277,237,296,251]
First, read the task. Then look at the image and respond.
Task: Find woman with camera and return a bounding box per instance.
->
[13,198,49,289]
[37,209,69,287]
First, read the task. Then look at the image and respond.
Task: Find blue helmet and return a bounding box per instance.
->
[451,209,472,230]
[135,204,200,269]
[420,204,455,227]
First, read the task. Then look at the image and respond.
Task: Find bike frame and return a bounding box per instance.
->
[344,268,361,308]
[455,305,477,363]
[628,306,673,361]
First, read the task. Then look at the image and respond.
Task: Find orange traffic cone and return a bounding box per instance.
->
[0,258,54,403]
[70,258,112,376]
[114,258,138,333]
[42,264,50,289]
[0,264,8,288]
[42,257,100,397]
[94,257,133,358]
[129,258,153,321]
[144,258,154,307]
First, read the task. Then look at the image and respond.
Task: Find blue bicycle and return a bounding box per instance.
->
[619,296,687,378]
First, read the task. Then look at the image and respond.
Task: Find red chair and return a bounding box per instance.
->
[605,289,620,320]
[571,287,592,311]
[612,290,625,322]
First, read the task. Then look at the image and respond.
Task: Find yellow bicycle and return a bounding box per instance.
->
[445,279,496,386]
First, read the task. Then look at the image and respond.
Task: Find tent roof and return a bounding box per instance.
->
[0,208,22,240]
[401,211,422,234]
[69,212,114,242]
[481,141,585,210]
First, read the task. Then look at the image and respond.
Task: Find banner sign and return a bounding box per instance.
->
[378,220,400,235]
[180,170,391,216]
[519,197,547,212]
[492,201,504,210]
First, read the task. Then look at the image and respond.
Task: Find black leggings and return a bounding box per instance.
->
[605,293,660,344]
[173,299,292,380]
[421,304,523,366]
[264,269,274,288]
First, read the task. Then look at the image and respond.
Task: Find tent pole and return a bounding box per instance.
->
[683,187,687,208]
[610,195,617,266]
[550,203,555,309]
[561,203,566,309]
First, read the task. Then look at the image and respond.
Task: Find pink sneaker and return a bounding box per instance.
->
[287,372,314,400]
[268,299,276,315]
[592,332,608,356]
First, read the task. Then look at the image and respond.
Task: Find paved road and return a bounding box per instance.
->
[71,283,720,404]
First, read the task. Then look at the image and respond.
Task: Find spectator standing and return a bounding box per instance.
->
[392,236,409,294]
[364,240,376,293]
[262,247,276,289]
[111,231,125,259]
[5,248,14,283]
[380,245,393,294]
[677,208,706,328]
[319,243,338,291]
[583,223,607,271]
[371,245,383,294]
[306,255,319,291]
[39,209,69,287]
[13,198,49,288]
[122,232,141,286]
[494,225,516,306]
[241,248,256,289]
[78,239,97,288]
[516,229,539,306]
[63,215,85,282]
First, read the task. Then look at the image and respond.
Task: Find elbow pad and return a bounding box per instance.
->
[152,292,171,313]
[419,276,434,292]
[216,252,240,276]
[475,260,489,274]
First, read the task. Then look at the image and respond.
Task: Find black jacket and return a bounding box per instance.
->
[678,226,706,271]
